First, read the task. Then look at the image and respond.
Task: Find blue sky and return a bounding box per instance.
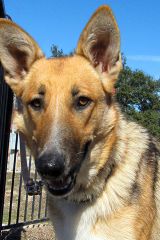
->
[4,0,160,79]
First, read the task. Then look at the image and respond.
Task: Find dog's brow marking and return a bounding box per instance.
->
[38,84,46,95]
[71,86,79,97]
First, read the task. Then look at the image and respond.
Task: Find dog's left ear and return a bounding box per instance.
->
[76,5,122,92]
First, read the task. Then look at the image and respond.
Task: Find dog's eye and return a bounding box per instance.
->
[76,96,91,109]
[29,98,43,110]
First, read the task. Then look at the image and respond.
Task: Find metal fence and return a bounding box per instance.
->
[0,0,48,237]
[1,131,48,232]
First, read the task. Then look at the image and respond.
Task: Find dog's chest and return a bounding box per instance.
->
[51,201,100,240]
[49,197,136,240]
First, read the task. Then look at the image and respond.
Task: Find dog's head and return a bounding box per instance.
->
[0,6,121,198]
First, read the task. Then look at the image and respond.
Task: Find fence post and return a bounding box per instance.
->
[0,0,13,229]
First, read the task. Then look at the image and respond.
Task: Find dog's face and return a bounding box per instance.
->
[0,6,122,197]
[20,57,113,196]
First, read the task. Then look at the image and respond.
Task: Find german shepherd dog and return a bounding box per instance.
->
[0,5,160,240]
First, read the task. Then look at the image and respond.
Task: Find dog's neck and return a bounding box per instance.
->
[65,128,118,204]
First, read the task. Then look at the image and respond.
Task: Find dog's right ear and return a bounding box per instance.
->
[0,19,44,96]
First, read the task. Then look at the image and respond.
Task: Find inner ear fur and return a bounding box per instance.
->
[76,5,122,92]
[0,19,44,96]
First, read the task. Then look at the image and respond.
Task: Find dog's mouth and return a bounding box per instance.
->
[42,140,91,197]
[44,173,76,197]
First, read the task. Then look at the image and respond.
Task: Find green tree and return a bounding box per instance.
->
[51,45,65,57]
[51,44,73,57]
[51,46,160,139]
[116,57,160,139]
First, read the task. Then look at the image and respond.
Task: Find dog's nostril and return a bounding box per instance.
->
[35,151,65,178]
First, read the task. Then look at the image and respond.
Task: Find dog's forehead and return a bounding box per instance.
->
[26,55,102,94]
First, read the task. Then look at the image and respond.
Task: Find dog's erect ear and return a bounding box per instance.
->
[0,19,44,96]
[76,6,122,92]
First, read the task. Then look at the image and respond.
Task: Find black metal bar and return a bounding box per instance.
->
[24,155,32,222]
[31,170,37,220]
[1,218,48,231]
[0,0,13,230]
[19,134,30,184]
[8,133,18,225]
[38,188,42,219]
[16,168,23,224]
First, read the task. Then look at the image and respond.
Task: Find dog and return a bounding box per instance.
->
[0,5,160,240]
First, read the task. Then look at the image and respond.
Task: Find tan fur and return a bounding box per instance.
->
[0,5,160,240]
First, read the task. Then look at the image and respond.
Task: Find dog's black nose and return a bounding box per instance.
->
[35,151,65,178]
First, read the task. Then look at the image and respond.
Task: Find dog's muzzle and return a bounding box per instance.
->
[35,141,91,197]
[35,150,77,197]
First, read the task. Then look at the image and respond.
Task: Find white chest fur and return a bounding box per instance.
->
[48,190,137,240]
[48,199,104,240]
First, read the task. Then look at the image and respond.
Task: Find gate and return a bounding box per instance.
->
[0,1,48,238]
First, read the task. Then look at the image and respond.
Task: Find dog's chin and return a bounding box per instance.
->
[44,174,76,198]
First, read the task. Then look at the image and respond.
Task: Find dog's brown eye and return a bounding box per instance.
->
[29,98,43,110]
[76,96,91,109]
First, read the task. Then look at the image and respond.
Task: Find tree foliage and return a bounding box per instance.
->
[51,44,73,57]
[51,45,65,57]
[51,46,160,140]
[116,57,160,139]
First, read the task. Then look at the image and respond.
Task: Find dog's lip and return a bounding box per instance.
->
[44,174,76,197]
